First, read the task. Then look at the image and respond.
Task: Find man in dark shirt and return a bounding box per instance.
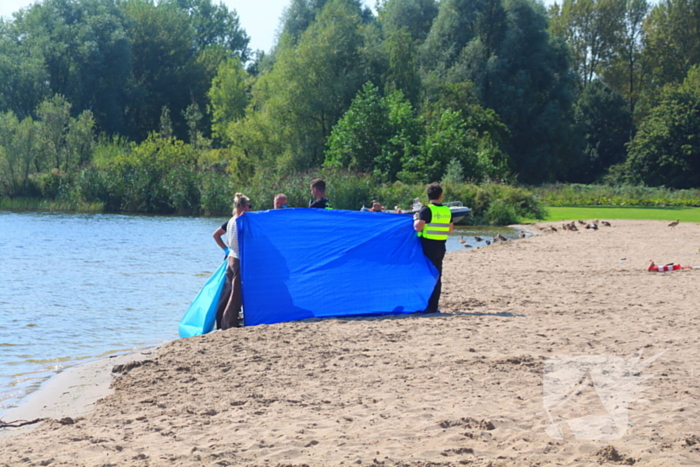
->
[413,182,453,313]
[309,178,332,209]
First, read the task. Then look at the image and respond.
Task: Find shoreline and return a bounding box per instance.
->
[2,219,700,466]
[0,226,530,436]
[0,348,157,438]
[0,225,530,434]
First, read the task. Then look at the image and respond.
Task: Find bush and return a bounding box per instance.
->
[374,181,424,211]
[32,169,68,199]
[239,167,379,211]
[483,200,518,225]
[200,169,234,216]
[445,182,547,224]
[163,164,201,215]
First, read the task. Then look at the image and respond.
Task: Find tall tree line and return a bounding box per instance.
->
[550,0,700,187]
[0,0,249,141]
[1,0,700,198]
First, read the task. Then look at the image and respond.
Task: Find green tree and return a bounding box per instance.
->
[378,0,438,42]
[166,0,250,59]
[278,0,329,46]
[236,0,369,171]
[124,0,198,141]
[0,28,50,119]
[4,0,132,134]
[182,103,207,150]
[36,94,72,172]
[383,27,421,105]
[378,90,423,180]
[326,81,509,183]
[325,82,393,171]
[422,0,576,183]
[626,66,700,188]
[548,0,626,90]
[421,0,505,73]
[400,109,475,183]
[571,80,633,182]
[324,84,423,181]
[401,108,508,184]
[600,0,650,116]
[207,57,250,142]
[0,112,39,196]
[277,0,371,47]
[34,94,96,173]
[66,109,96,170]
[421,81,509,153]
[643,0,700,88]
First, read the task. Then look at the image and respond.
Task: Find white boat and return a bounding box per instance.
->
[382,199,472,224]
[443,201,472,224]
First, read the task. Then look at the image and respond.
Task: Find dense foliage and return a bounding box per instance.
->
[626,67,700,188]
[1,0,700,222]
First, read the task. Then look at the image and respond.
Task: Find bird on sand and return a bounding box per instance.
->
[668,219,680,228]
[602,221,611,227]
[485,240,491,245]
[578,220,587,225]
[519,231,526,238]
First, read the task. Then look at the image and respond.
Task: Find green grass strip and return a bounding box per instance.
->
[0,197,104,213]
[521,206,700,224]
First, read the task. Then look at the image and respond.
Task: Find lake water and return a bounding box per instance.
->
[0,211,523,414]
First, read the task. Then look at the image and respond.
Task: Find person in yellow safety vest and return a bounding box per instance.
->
[413,182,453,313]
[309,178,332,209]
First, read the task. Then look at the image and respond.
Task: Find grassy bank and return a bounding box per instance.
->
[521,206,700,223]
[532,184,700,207]
[0,197,104,213]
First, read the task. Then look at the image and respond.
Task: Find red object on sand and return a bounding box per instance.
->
[648,261,694,272]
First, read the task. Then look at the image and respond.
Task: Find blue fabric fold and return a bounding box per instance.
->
[178,259,228,337]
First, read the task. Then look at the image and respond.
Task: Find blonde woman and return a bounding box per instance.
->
[217,193,251,330]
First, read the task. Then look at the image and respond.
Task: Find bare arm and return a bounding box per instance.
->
[449,222,454,233]
[213,227,227,250]
[413,219,425,232]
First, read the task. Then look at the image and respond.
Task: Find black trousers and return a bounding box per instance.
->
[420,238,446,313]
[215,257,241,330]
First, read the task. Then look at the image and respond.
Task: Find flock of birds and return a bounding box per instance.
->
[541,218,680,233]
[457,218,681,248]
[459,232,511,248]
[540,219,612,233]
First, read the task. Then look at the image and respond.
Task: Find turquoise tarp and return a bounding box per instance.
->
[178,258,227,337]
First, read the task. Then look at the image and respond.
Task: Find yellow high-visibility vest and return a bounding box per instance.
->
[420,204,451,240]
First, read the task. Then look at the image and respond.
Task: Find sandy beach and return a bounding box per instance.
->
[2,219,700,466]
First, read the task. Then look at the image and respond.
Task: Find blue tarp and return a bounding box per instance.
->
[238,208,438,326]
[178,259,228,338]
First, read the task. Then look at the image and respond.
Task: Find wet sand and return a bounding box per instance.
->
[1,219,699,466]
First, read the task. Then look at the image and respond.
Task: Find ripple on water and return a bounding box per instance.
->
[1,211,227,414]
